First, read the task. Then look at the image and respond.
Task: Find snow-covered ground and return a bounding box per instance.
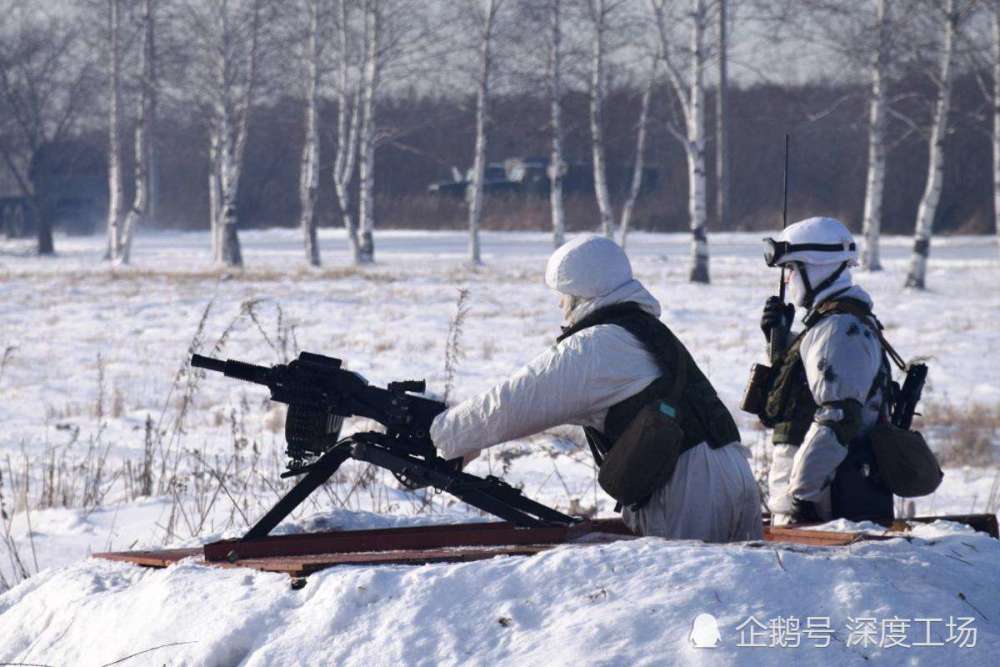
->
[1,228,998,665]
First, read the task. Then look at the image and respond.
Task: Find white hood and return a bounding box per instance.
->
[566,279,662,325]
[545,235,633,299]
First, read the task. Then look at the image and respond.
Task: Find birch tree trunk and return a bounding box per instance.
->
[467,0,501,265]
[686,0,709,283]
[548,0,566,248]
[652,0,710,283]
[299,0,322,267]
[215,99,246,267]
[589,0,614,238]
[619,60,655,250]
[994,0,1000,256]
[209,127,222,259]
[356,0,380,264]
[106,0,126,261]
[904,0,956,289]
[119,0,157,265]
[715,0,729,231]
[218,96,251,267]
[333,0,362,262]
[861,0,889,271]
[209,0,262,268]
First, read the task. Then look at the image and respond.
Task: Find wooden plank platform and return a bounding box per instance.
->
[202,518,634,563]
[94,513,998,577]
[95,545,562,575]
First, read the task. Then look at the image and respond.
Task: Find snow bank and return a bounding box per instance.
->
[1,522,996,666]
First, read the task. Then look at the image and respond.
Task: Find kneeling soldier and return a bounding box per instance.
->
[756,217,894,525]
[430,235,763,542]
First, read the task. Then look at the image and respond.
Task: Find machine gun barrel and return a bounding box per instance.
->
[192,353,272,386]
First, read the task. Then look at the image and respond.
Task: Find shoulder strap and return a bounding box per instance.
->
[809,298,906,371]
[612,314,689,406]
[558,302,688,405]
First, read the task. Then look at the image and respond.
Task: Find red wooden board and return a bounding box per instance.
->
[94,513,998,577]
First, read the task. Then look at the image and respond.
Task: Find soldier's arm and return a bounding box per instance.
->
[430,327,657,460]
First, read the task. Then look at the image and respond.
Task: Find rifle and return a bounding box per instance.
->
[191,352,577,539]
[740,134,792,418]
[768,133,791,364]
[891,363,928,431]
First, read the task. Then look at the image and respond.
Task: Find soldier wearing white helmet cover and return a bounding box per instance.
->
[757,217,894,525]
[430,235,762,542]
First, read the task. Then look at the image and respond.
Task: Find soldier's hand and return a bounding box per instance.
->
[760,297,795,342]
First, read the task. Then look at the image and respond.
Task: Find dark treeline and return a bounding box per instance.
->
[141,72,991,236]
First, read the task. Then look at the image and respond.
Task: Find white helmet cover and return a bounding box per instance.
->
[767,217,858,267]
[545,234,633,298]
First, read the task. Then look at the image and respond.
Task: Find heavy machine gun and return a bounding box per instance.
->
[191,352,577,540]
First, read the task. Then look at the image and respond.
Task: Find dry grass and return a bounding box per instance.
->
[4,265,402,286]
[920,402,1000,468]
[0,297,482,592]
[443,289,470,404]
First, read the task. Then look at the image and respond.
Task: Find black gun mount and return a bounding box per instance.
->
[192,352,578,539]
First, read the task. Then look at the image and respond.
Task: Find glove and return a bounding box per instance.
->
[760,297,795,342]
[789,497,821,524]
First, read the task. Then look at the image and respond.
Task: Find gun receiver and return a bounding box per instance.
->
[192,351,578,537]
[192,352,443,462]
[892,363,928,431]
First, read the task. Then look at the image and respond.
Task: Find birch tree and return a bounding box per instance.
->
[0,3,97,256]
[619,56,656,250]
[355,0,380,264]
[183,0,268,268]
[548,0,566,248]
[715,0,729,232]
[651,0,712,283]
[332,0,430,265]
[904,0,959,289]
[105,0,126,261]
[587,0,617,238]
[117,0,158,265]
[791,0,905,271]
[332,0,363,262]
[465,0,504,265]
[860,0,891,271]
[299,0,323,267]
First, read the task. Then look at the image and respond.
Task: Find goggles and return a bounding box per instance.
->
[763,238,856,267]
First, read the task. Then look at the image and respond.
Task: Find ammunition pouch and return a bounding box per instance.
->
[869,423,943,498]
[740,362,774,423]
[594,399,688,509]
[564,303,739,511]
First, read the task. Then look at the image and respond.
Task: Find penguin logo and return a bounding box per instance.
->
[689,613,721,648]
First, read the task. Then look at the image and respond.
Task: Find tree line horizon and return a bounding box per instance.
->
[0,0,996,290]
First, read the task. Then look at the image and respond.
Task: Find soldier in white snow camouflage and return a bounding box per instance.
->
[758,217,894,525]
[431,235,762,542]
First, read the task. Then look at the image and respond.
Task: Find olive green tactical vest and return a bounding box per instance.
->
[764,297,882,446]
[556,302,740,460]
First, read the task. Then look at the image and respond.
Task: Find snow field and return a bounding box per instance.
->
[0,228,998,665]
